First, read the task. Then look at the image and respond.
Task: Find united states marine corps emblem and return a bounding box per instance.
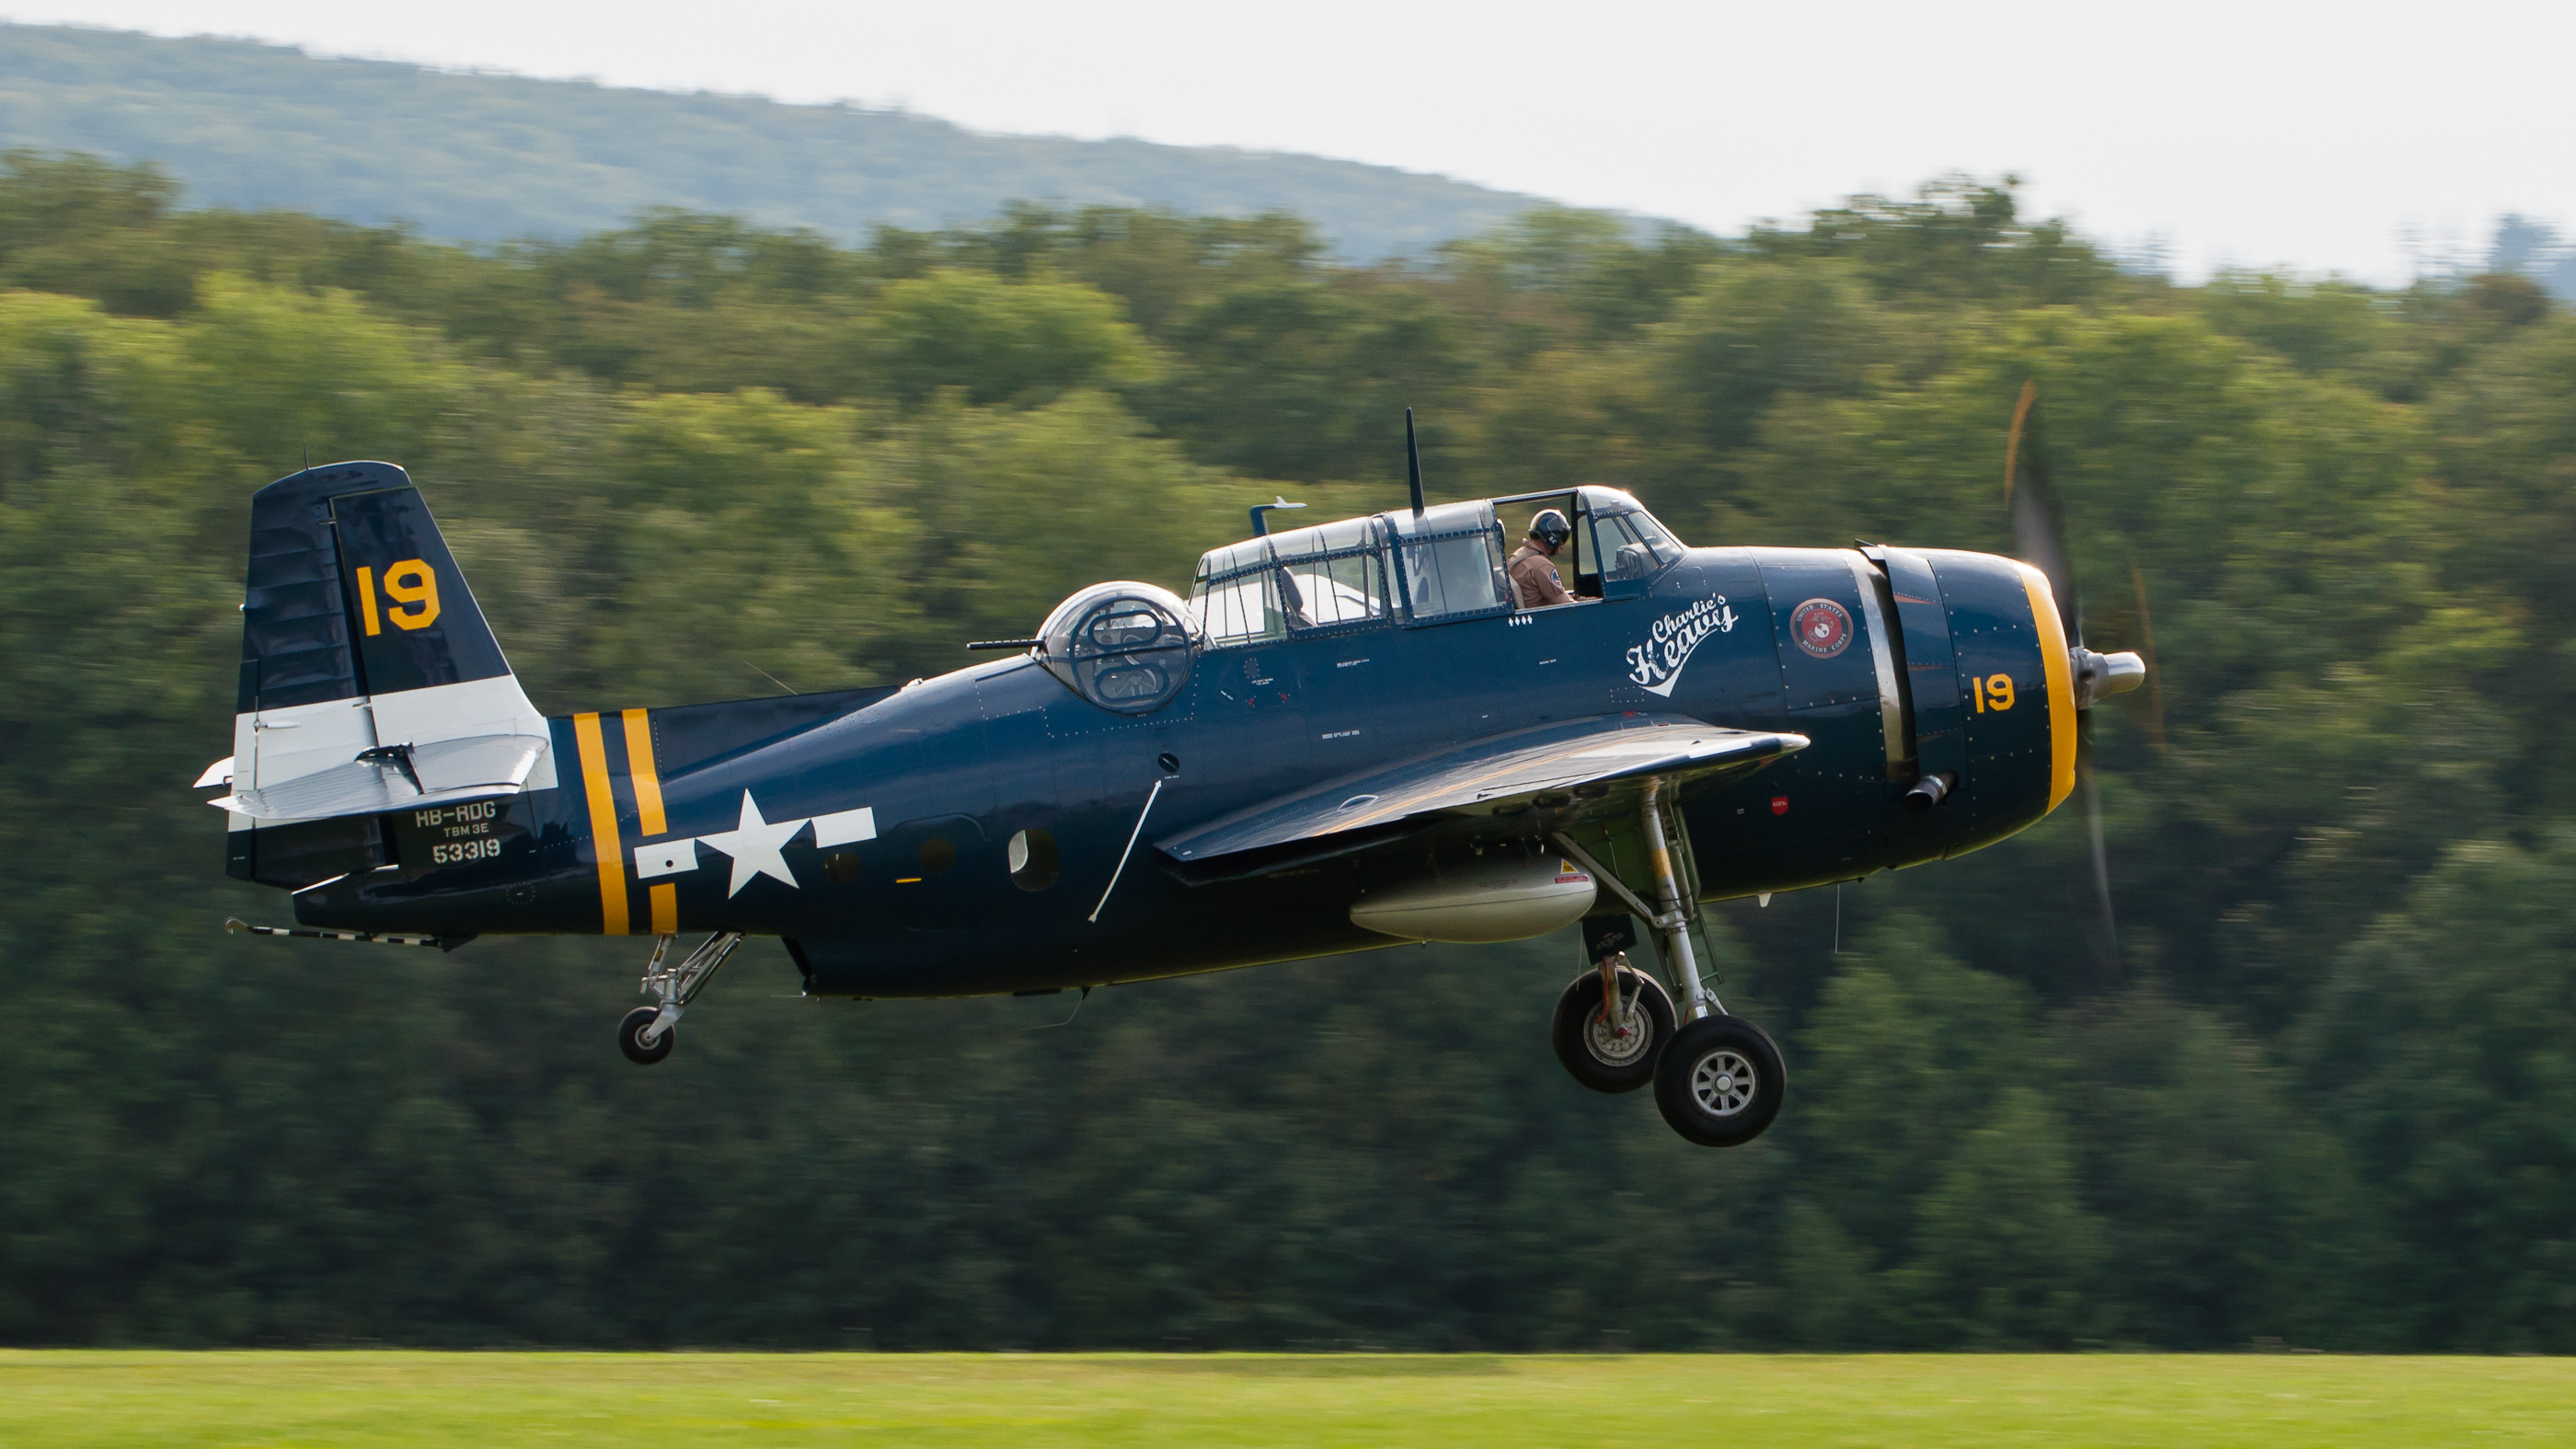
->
[1791,598,1853,659]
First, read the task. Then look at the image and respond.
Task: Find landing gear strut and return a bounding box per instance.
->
[617,931,743,1065]
[1638,778,1715,1024]
[1550,779,1788,1146]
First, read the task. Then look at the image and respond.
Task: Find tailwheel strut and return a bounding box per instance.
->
[618,930,743,1065]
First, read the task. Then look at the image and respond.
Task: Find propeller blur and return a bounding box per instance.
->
[2006,379,2147,972]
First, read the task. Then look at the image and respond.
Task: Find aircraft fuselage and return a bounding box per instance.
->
[292,542,2072,996]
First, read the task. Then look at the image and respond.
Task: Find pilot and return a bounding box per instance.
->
[1507,510,1588,609]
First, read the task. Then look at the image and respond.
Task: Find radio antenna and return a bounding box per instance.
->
[1405,407,1426,516]
[1248,495,1305,537]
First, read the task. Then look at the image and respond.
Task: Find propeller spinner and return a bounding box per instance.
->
[2003,380,2146,972]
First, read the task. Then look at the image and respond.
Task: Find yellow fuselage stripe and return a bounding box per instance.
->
[622,709,673,935]
[2017,563,2077,813]
[572,712,628,935]
[622,707,667,836]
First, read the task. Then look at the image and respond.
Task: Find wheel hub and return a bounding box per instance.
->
[1585,1000,1653,1067]
[1691,1048,1757,1117]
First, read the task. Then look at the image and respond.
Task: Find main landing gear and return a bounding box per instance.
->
[618,931,743,1064]
[1652,1015,1787,1147]
[1549,779,1787,1147]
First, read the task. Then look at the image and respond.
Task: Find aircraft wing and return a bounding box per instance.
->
[1158,714,1805,883]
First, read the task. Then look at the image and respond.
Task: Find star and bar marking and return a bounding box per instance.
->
[636,792,877,897]
[573,709,876,937]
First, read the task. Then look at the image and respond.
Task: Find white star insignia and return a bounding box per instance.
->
[695,790,806,897]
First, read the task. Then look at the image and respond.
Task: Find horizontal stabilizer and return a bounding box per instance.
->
[1158,713,1805,875]
[212,733,546,822]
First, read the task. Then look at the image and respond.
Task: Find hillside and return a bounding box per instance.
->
[2493,214,2576,301]
[0,22,1548,257]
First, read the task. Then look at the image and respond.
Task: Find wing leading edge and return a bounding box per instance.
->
[1158,714,1807,883]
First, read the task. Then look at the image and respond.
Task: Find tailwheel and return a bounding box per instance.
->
[1652,1014,1786,1146]
[616,930,743,1066]
[1550,962,1675,1093]
[618,1006,674,1065]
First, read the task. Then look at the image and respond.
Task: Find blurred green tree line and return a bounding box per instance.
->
[3,152,2572,1351]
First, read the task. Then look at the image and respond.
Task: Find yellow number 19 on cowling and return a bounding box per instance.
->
[1972,673,2016,712]
[353,559,443,635]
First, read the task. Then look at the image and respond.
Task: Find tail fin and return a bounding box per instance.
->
[213,462,554,877]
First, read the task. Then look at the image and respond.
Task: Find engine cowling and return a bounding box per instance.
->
[1350,851,1598,943]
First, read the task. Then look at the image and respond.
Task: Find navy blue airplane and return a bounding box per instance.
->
[204,393,2142,1146]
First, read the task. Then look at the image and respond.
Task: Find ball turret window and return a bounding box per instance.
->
[1034,581,1195,716]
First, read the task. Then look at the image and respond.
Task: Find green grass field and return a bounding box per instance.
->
[3,1351,2570,1447]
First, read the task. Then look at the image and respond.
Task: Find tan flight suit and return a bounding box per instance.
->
[1508,542,1574,609]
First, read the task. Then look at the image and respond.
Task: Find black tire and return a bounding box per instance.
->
[1652,1015,1785,1146]
[618,1006,674,1065]
[1550,968,1677,1094]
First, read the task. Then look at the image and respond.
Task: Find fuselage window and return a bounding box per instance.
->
[1007,828,1059,891]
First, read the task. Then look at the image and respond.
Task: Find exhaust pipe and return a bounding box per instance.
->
[1903,772,1956,814]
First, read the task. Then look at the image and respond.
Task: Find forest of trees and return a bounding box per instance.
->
[0,24,1537,260]
[3,152,2574,1351]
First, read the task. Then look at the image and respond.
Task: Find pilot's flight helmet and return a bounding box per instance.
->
[1529,509,1573,549]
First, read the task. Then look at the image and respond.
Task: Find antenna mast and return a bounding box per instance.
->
[1405,408,1426,516]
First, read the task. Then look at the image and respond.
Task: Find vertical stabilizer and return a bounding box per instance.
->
[214,462,554,883]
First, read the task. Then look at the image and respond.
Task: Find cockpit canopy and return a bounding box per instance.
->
[1189,486,1682,648]
[1193,512,1406,649]
[1584,490,1685,581]
[1030,489,1683,715]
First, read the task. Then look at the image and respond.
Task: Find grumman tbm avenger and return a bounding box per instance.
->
[204,391,2143,1146]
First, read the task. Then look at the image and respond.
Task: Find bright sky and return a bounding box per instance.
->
[9,0,2569,282]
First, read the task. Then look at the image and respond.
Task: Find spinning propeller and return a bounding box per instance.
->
[2003,381,2147,973]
